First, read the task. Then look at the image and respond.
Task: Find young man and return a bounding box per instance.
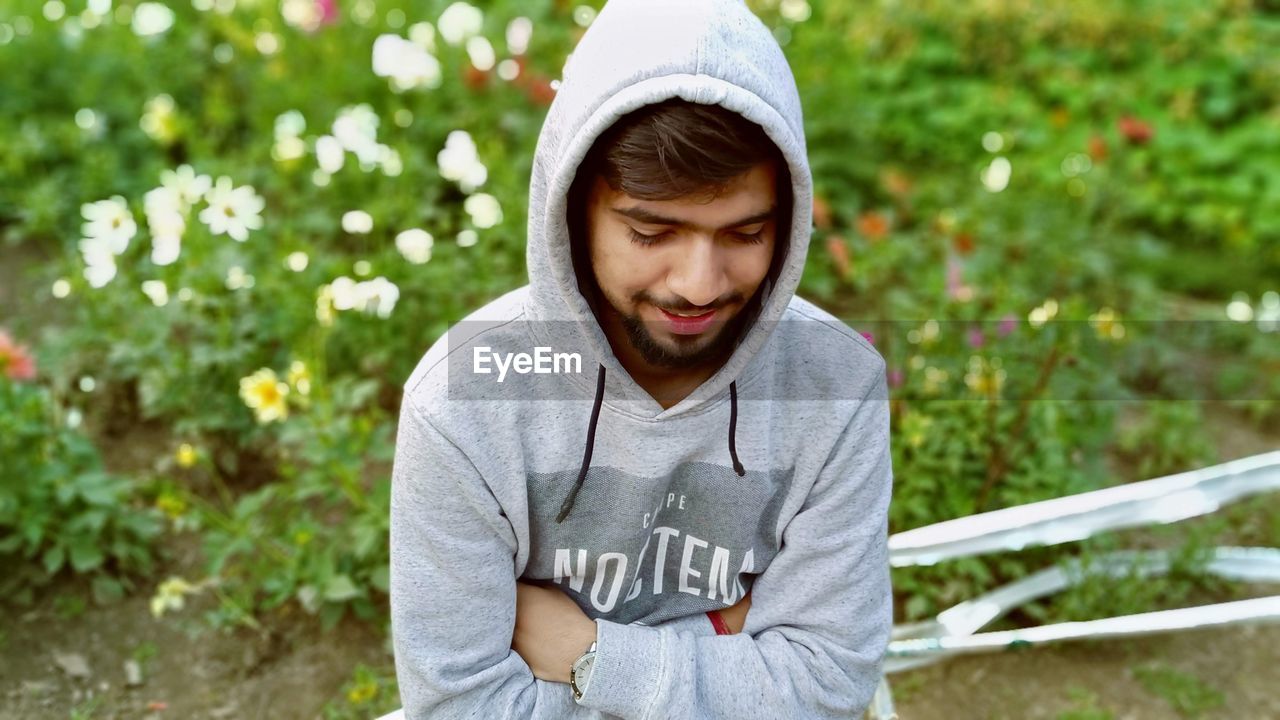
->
[389,0,893,718]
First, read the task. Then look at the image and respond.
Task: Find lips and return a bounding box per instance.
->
[658,307,718,335]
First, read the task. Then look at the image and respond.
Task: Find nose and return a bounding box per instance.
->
[666,237,729,308]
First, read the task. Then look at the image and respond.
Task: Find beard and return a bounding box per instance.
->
[613,291,759,370]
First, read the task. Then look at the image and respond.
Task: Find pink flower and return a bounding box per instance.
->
[967,328,985,348]
[997,313,1017,337]
[0,329,37,381]
[316,0,338,26]
[888,367,904,388]
[860,331,875,346]
[945,254,973,301]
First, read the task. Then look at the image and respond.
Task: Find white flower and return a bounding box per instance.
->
[408,21,436,51]
[143,185,184,218]
[437,130,487,192]
[273,136,306,162]
[361,276,400,318]
[464,193,502,229]
[141,279,169,306]
[285,251,309,272]
[225,265,254,290]
[132,2,175,37]
[160,164,212,207]
[151,234,181,266]
[395,229,434,264]
[457,229,478,247]
[84,258,118,288]
[342,210,373,234]
[372,34,442,91]
[324,275,399,318]
[81,196,137,255]
[281,0,323,32]
[332,105,380,158]
[330,276,359,311]
[314,135,345,174]
[506,17,532,55]
[438,2,482,46]
[466,36,495,71]
[274,110,306,140]
[199,176,265,242]
[379,145,403,177]
[79,236,118,288]
[144,186,186,266]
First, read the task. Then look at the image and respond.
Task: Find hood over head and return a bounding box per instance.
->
[525,0,813,422]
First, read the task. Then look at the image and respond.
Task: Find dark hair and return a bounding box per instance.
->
[567,99,792,315]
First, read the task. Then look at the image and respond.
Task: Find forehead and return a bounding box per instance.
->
[592,163,779,230]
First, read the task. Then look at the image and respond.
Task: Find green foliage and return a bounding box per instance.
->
[1116,401,1218,480]
[1132,662,1225,719]
[1,0,1274,657]
[0,377,163,605]
[321,662,402,720]
[1057,687,1115,720]
[166,374,395,630]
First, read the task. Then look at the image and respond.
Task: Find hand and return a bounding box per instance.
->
[512,581,597,684]
[715,590,752,634]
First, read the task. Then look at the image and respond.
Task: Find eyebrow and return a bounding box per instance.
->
[610,205,777,232]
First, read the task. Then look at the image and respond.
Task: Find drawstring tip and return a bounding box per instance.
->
[732,459,745,477]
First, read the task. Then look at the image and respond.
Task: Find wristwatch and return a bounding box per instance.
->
[569,640,597,702]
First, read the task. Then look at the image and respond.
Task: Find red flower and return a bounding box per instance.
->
[463,65,490,91]
[826,234,851,278]
[879,168,913,198]
[1117,115,1153,145]
[952,232,975,255]
[812,194,833,230]
[855,211,889,242]
[524,74,557,106]
[0,329,37,381]
[1087,134,1108,162]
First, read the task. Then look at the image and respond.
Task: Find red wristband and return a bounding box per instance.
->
[706,610,732,635]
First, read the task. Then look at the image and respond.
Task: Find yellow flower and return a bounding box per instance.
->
[293,529,313,546]
[156,492,187,519]
[239,368,289,423]
[1089,306,1126,341]
[1028,298,1059,328]
[150,576,197,618]
[901,410,934,449]
[175,442,198,468]
[964,356,1007,396]
[347,680,378,705]
[287,360,311,396]
[316,284,335,326]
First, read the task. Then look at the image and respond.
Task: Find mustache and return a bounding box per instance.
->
[635,291,745,314]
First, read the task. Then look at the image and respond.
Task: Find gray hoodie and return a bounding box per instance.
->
[389,0,894,718]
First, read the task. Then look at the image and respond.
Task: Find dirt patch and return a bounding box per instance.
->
[0,528,391,720]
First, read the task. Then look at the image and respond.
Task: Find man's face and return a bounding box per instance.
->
[585,162,779,370]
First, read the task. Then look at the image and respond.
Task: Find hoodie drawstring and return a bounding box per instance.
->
[555,364,747,523]
[728,380,745,477]
[557,363,608,523]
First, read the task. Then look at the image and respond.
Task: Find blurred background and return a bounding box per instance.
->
[1,0,1277,717]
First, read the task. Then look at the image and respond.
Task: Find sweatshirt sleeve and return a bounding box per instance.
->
[575,369,894,720]
[389,394,721,720]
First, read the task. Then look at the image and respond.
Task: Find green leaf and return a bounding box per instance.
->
[323,574,360,602]
[91,574,125,604]
[42,545,66,574]
[69,539,105,572]
[369,565,390,593]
